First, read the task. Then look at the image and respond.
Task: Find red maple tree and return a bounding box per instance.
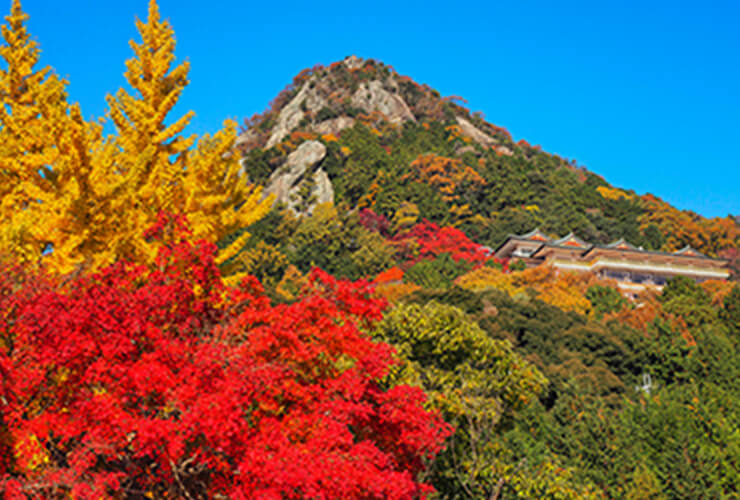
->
[393,220,504,269]
[0,215,451,499]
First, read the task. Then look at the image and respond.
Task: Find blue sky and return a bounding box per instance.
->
[20,0,739,217]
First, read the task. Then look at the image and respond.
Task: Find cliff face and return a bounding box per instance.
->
[236,56,739,259]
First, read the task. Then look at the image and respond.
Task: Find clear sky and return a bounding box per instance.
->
[18,0,740,217]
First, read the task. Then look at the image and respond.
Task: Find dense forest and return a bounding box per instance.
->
[0,0,738,498]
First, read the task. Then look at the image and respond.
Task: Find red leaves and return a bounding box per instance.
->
[358,208,391,237]
[0,217,450,498]
[394,220,504,268]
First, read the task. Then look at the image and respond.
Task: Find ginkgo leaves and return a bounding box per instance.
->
[0,0,272,274]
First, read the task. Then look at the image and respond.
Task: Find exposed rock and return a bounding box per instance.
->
[234,128,256,149]
[383,75,400,93]
[455,145,478,156]
[456,116,496,147]
[311,168,334,213]
[494,145,514,156]
[265,82,329,149]
[455,117,514,156]
[351,80,416,124]
[312,116,355,136]
[263,140,333,214]
[265,140,326,199]
[343,55,364,70]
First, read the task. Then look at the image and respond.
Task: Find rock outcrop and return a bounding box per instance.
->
[311,168,334,211]
[265,83,329,149]
[456,117,496,147]
[351,81,416,124]
[258,57,420,150]
[263,140,333,215]
[343,55,364,70]
[456,117,513,156]
[312,116,355,136]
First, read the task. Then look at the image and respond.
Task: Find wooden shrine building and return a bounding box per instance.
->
[494,229,730,292]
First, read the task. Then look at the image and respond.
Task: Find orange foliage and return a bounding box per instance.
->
[639,194,740,256]
[357,171,388,209]
[373,266,404,284]
[455,266,512,292]
[442,95,468,105]
[290,131,318,142]
[373,282,421,304]
[404,154,485,203]
[444,124,472,144]
[701,279,735,307]
[487,123,512,141]
[603,290,694,345]
[456,265,616,317]
[275,140,298,156]
[605,292,662,333]
[275,265,309,301]
[357,110,398,136]
[456,264,706,346]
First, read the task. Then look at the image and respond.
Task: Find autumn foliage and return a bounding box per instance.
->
[0,0,271,276]
[0,214,450,498]
[0,0,738,497]
[393,220,498,266]
[455,264,611,316]
[639,194,739,256]
[404,154,485,203]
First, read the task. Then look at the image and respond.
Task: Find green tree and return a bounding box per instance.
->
[660,276,718,329]
[721,285,740,332]
[288,203,394,279]
[404,253,471,290]
[586,284,627,319]
[374,302,546,498]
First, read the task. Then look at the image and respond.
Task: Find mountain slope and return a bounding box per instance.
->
[236,56,739,270]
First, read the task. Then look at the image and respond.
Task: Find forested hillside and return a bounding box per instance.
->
[237,56,739,262]
[0,1,738,498]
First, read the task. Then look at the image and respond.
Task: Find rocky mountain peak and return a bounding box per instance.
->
[237,57,515,155]
[342,54,364,70]
[236,57,536,216]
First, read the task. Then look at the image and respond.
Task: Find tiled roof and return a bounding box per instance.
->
[605,238,637,250]
[673,246,705,258]
[514,228,551,242]
[496,229,727,265]
[551,232,589,248]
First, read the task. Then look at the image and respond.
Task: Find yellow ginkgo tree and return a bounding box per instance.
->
[0,0,71,264]
[0,0,120,274]
[0,0,272,277]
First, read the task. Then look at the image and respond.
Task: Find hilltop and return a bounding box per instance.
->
[236,56,739,275]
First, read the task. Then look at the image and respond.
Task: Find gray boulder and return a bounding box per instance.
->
[456,116,496,147]
[351,80,416,124]
[263,140,334,214]
[265,82,329,149]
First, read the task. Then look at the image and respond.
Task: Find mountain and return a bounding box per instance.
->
[229,60,740,498]
[236,56,739,268]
